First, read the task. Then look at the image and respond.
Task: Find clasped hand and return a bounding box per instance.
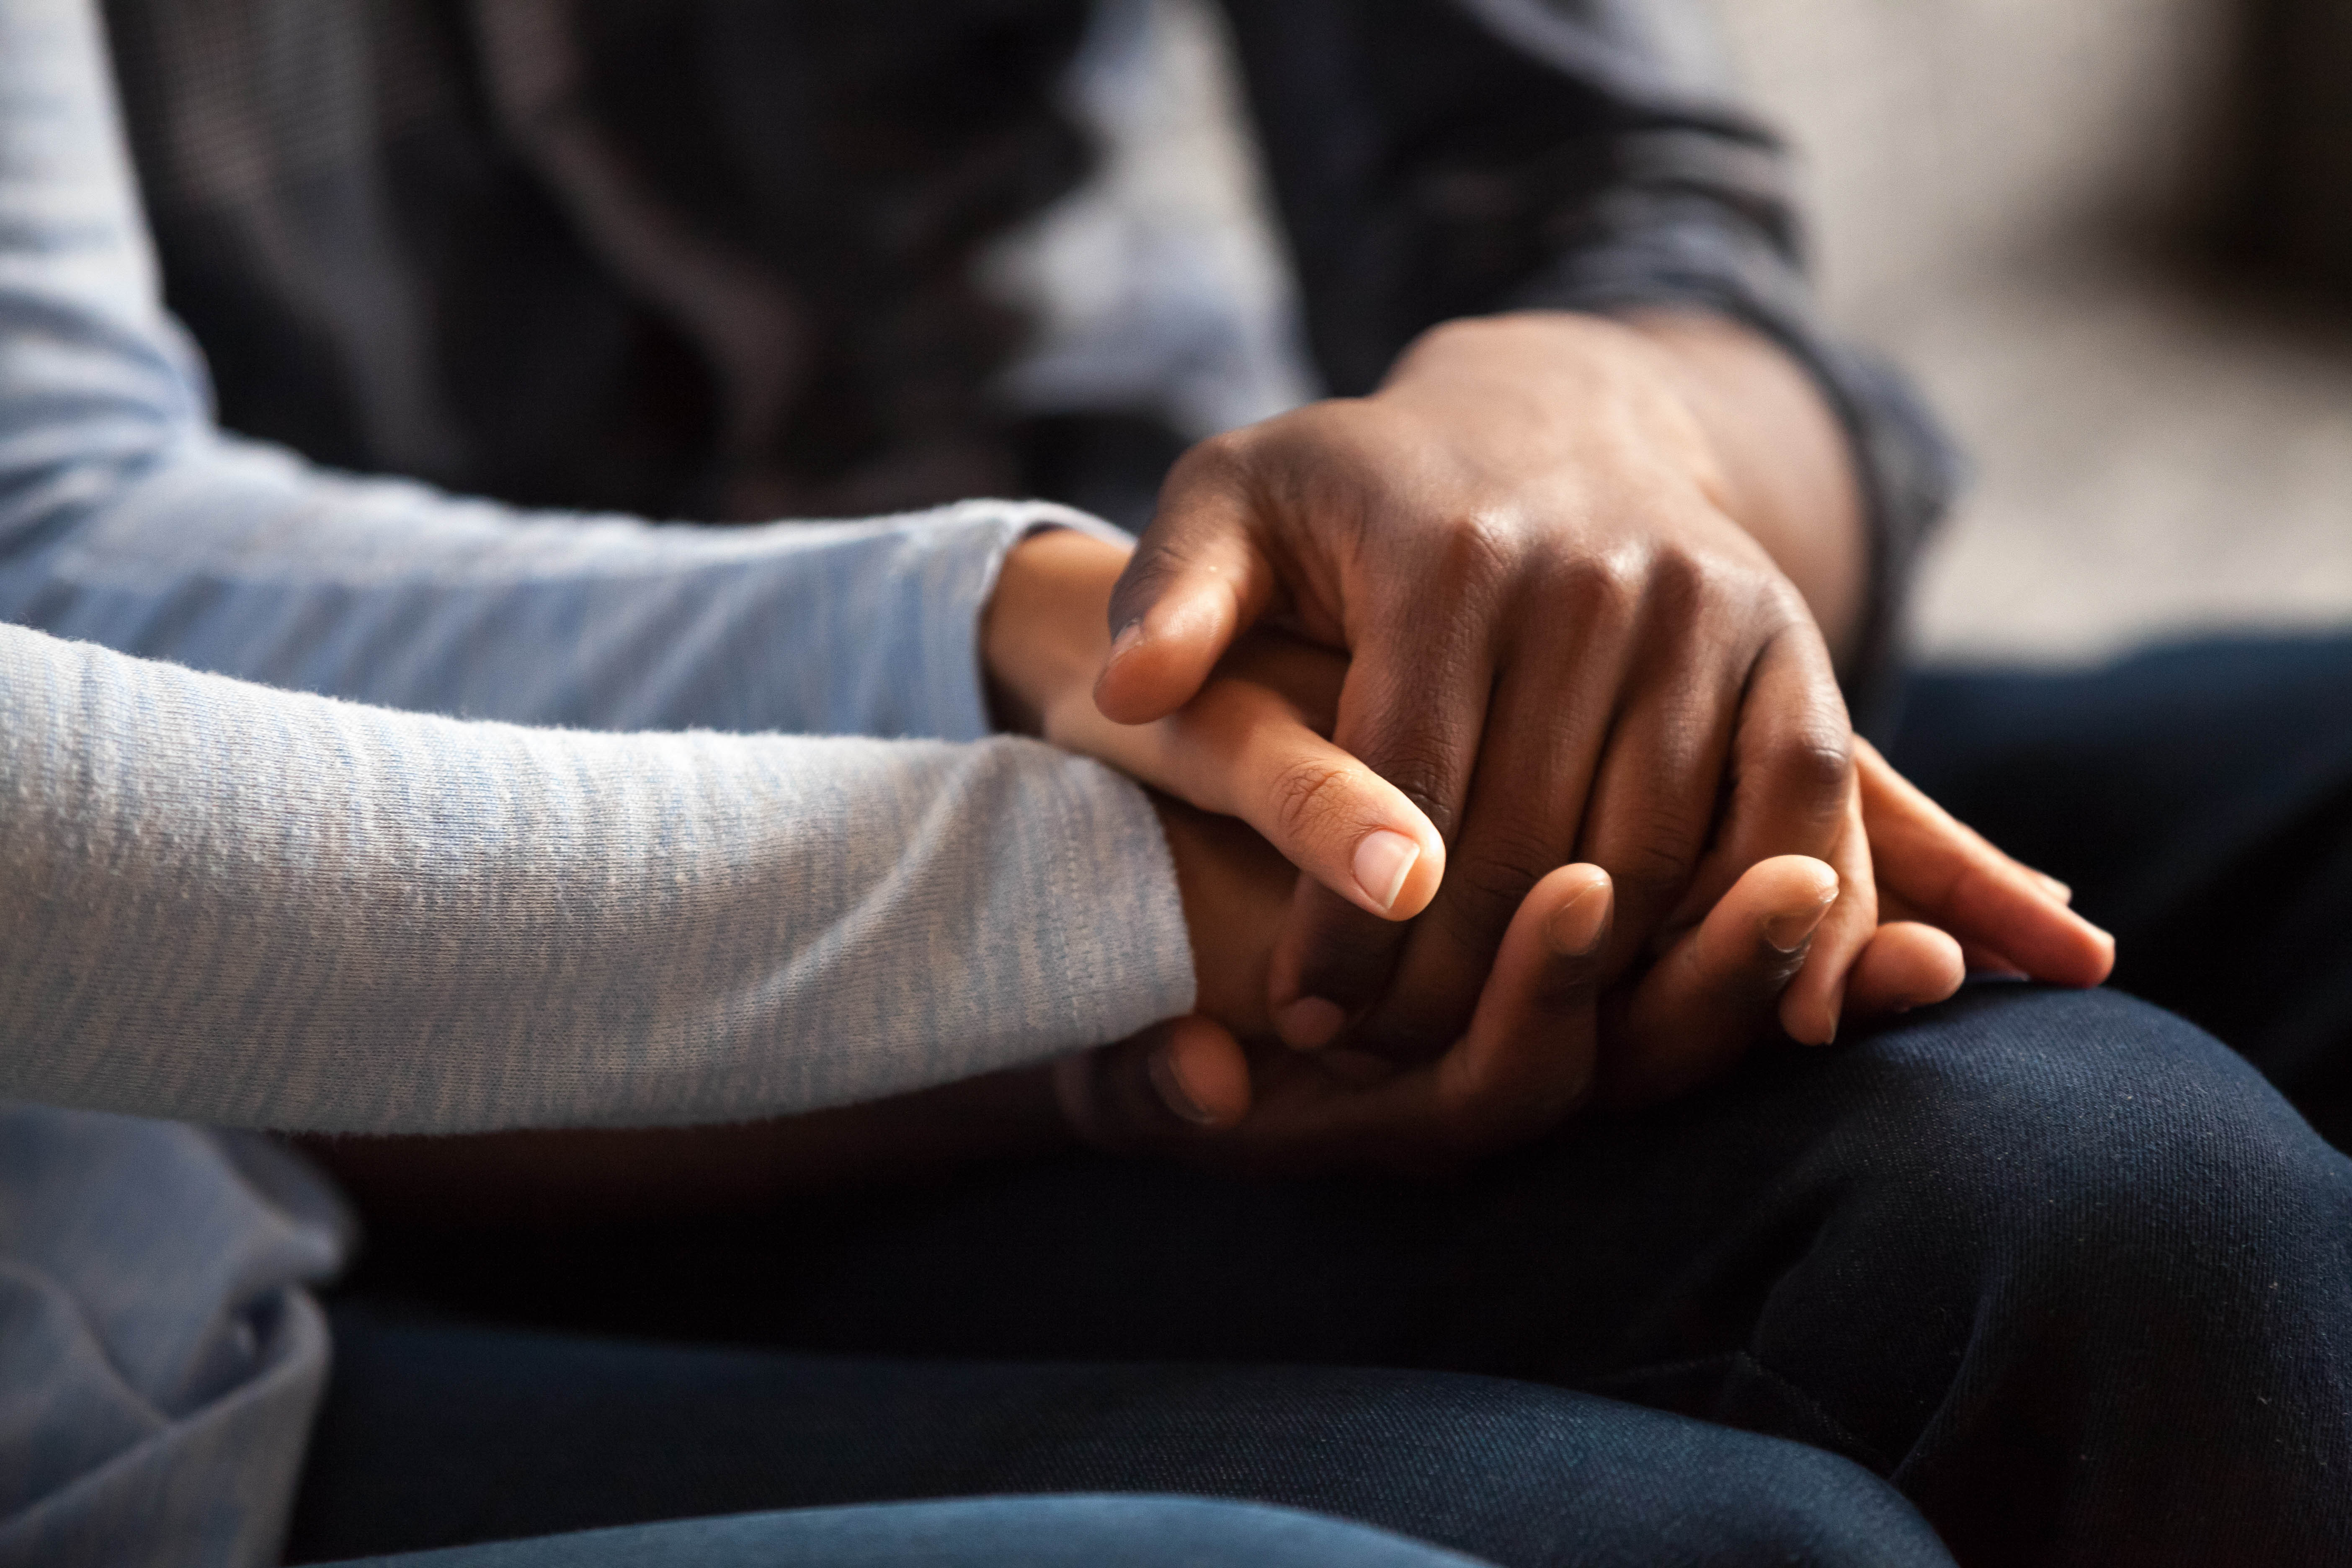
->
[985,312,2112,1174]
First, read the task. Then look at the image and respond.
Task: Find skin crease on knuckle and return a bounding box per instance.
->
[1756,724,1857,823]
[1264,753,1401,862]
[1591,816,1706,932]
[1435,838,1561,960]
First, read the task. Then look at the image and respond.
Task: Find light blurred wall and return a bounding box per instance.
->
[1710,0,2352,663]
[1708,0,2239,334]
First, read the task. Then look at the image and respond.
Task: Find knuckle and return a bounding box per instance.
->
[1642,539,1709,612]
[1266,756,1362,848]
[1112,541,1190,608]
[1555,548,1647,625]
[1608,829,1701,909]
[1378,744,1462,834]
[1170,427,1251,485]
[1762,580,1813,629]
[1438,838,1555,946]
[1760,726,1856,807]
[1424,507,1522,600]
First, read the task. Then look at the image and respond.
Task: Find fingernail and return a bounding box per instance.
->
[1276,997,1348,1050]
[1105,620,1144,665]
[1148,1043,1220,1126]
[2033,872,2073,904]
[1352,830,1421,914]
[1545,880,1612,957]
[1764,892,1835,955]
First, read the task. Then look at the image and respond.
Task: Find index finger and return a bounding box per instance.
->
[1266,626,1497,1047]
[1856,739,2114,986]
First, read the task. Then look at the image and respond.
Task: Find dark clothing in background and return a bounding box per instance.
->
[296,639,2352,1568]
[97,0,1954,712]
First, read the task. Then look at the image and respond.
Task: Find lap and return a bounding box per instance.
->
[286,1309,1947,1568]
[323,985,2352,1563]
[313,1495,1498,1568]
[1893,632,2352,1130]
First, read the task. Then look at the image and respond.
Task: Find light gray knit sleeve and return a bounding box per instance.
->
[0,621,1196,1132]
[0,0,1121,743]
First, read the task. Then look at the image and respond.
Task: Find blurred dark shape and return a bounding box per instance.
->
[2221,0,2352,297]
[100,0,1096,521]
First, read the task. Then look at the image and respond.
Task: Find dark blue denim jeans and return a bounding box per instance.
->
[292,637,2352,1568]
[320,1496,1498,1568]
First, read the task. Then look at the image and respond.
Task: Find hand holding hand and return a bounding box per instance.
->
[1090,312,1870,1060]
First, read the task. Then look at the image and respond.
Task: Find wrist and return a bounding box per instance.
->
[1615,309,1868,659]
[1148,791,1287,1040]
[982,527,1132,735]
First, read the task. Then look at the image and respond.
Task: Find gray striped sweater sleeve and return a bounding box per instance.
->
[0,0,1199,1132]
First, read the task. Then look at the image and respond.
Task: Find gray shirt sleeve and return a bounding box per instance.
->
[0,621,1194,1132]
[0,0,1197,1132]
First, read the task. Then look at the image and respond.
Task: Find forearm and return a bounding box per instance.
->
[0,623,1194,1133]
[0,440,1096,738]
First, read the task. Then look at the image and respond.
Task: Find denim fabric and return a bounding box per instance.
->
[318,1496,1496,1568]
[303,638,2352,1568]
[290,1310,1951,1568]
[299,1003,2352,1567]
[1894,634,2352,1145]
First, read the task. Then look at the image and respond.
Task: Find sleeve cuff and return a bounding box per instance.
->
[906,498,1136,744]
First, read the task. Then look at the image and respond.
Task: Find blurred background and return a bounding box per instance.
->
[999,0,2352,665]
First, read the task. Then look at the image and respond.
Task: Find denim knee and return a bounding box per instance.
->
[1837,984,2345,1292]
[1743,984,2352,1562]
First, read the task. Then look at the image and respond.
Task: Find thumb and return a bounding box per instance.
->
[1095,455,1279,725]
[1603,854,1842,1110]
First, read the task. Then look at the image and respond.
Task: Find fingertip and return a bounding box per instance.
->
[1917,926,1968,1004]
[1275,996,1348,1051]
[1757,857,1841,954]
[1844,921,1965,1020]
[1150,1017,1251,1127]
[1092,630,1192,724]
[1778,986,1837,1047]
[1351,825,1447,920]
[1890,923,1967,1008]
[2076,920,2117,986]
[1540,865,1614,957]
